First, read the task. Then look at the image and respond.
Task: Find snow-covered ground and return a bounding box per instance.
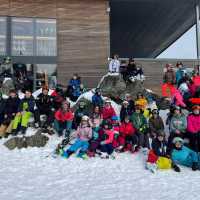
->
[0,110,200,200]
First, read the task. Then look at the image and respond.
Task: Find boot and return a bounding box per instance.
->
[192,162,198,171]
[12,129,17,136]
[21,126,27,135]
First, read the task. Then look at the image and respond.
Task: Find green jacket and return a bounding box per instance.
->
[130,112,147,133]
[170,114,187,133]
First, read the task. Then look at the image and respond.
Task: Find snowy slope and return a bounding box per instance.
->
[0,110,200,200]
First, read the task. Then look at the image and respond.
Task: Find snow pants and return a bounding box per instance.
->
[54,119,72,137]
[100,144,114,155]
[13,112,32,130]
[68,139,89,153]
[162,83,176,97]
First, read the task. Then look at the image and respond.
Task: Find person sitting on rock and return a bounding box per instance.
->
[162,64,176,97]
[149,109,164,139]
[0,90,20,138]
[135,92,148,111]
[73,101,89,129]
[109,54,120,73]
[92,88,104,108]
[54,101,74,138]
[102,98,116,120]
[171,137,200,171]
[34,86,54,129]
[12,89,36,135]
[61,115,92,159]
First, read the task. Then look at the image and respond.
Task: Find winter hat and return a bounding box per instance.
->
[152,109,159,115]
[105,98,111,104]
[173,137,184,144]
[192,105,200,111]
[122,100,129,105]
[82,115,89,121]
[174,106,181,111]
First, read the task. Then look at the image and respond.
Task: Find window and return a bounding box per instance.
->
[12,18,34,56]
[36,19,57,56]
[0,17,6,55]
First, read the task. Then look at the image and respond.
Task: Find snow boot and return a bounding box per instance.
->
[21,126,27,135]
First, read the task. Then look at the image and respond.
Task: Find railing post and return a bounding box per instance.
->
[195,3,200,71]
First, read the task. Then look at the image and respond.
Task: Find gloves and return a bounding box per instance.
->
[192,162,198,171]
[173,164,181,172]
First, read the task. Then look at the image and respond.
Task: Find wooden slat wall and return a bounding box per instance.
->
[57,0,109,87]
[0,0,110,88]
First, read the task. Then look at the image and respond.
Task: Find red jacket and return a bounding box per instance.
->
[55,109,74,122]
[119,122,136,137]
[102,106,116,120]
[103,129,115,144]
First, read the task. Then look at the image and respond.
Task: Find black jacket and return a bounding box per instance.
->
[18,96,35,113]
[4,97,20,117]
[36,93,53,111]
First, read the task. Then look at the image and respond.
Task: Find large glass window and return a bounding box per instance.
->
[0,17,6,55]
[12,18,34,56]
[36,19,57,56]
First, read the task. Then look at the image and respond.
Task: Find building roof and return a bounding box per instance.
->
[110,0,200,58]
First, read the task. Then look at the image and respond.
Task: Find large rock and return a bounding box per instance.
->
[98,74,170,110]
[4,130,49,150]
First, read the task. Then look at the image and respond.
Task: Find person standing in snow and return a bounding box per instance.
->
[120,100,133,122]
[109,54,120,73]
[92,88,104,108]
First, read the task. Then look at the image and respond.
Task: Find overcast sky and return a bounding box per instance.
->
[158,25,197,59]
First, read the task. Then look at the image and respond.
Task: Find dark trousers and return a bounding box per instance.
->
[34,109,54,127]
[187,133,200,153]
[100,144,114,155]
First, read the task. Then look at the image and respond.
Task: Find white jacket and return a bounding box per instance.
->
[109,59,120,73]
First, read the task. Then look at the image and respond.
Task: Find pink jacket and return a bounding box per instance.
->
[172,89,186,107]
[187,114,200,134]
[75,126,92,141]
[103,129,115,144]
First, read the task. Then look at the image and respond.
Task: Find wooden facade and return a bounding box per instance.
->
[0,0,110,87]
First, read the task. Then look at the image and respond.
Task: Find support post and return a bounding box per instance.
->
[195,3,200,70]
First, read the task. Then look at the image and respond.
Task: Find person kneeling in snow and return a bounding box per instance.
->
[61,115,92,159]
[171,137,200,171]
[12,90,36,135]
[54,101,74,138]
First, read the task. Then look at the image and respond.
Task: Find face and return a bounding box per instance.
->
[25,91,31,98]
[73,75,77,80]
[158,135,164,142]
[123,103,128,108]
[63,103,69,110]
[42,89,48,95]
[104,125,109,129]
[152,112,158,117]
[174,109,180,115]
[105,102,110,107]
[10,92,16,98]
[193,108,200,115]
[125,117,129,123]
[82,120,88,126]
[94,106,100,113]
[175,142,182,149]
[135,109,140,113]
[114,55,118,60]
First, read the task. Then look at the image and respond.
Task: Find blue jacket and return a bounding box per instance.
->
[176,69,184,84]
[92,94,103,107]
[171,146,199,167]
[69,79,80,89]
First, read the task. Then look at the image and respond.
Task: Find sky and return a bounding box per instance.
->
[158,25,197,59]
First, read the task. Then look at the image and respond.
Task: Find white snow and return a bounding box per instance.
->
[0,110,200,200]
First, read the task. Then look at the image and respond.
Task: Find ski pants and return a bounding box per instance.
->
[13,112,32,130]
[68,139,89,153]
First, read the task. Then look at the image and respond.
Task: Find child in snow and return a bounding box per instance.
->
[111,116,121,149]
[92,88,104,108]
[120,100,133,122]
[73,101,89,129]
[130,105,148,148]
[186,105,200,152]
[54,101,74,138]
[109,54,120,73]
[118,115,138,152]
[102,98,116,120]
[12,90,36,135]
[149,109,164,139]
[68,74,81,101]
[171,137,200,171]
[61,115,92,159]
[35,86,54,128]
[135,93,148,111]
[168,106,187,148]
[98,120,115,158]
[0,90,20,138]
